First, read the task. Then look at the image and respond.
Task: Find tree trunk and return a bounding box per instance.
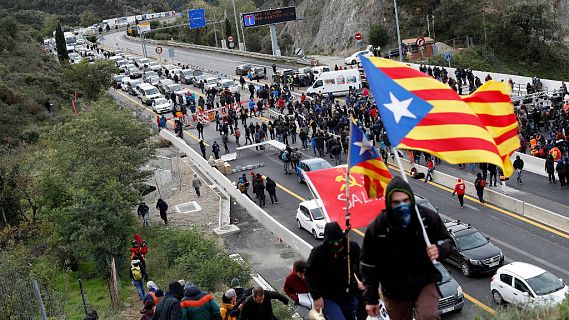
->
[108,256,119,310]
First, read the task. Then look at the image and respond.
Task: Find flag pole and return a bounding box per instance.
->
[344,116,354,293]
[392,147,432,248]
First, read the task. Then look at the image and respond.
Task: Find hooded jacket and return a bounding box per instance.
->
[305,222,361,303]
[360,176,452,303]
[180,286,221,320]
[152,282,183,320]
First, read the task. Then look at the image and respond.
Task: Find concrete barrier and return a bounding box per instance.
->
[160,129,313,259]
[123,34,311,66]
[388,156,569,233]
[510,152,547,177]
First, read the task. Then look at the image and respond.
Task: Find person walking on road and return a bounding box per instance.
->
[253,178,266,207]
[196,121,204,139]
[235,127,241,146]
[545,154,556,183]
[474,173,486,204]
[199,140,207,159]
[265,177,278,204]
[212,141,221,159]
[452,178,466,208]
[239,75,246,90]
[424,158,435,182]
[237,174,251,200]
[192,174,202,197]
[512,155,524,184]
[557,158,567,189]
[158,115,167,132]
[306,221,362,320]
[156,198,169,225]
[222,134,230,153]
[360,176,452,320]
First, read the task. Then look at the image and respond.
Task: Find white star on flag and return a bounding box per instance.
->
[383,92,416,123]
[354,135,373,156]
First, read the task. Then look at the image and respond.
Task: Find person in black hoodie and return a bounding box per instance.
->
[360,176,452,320]
[152,281,183,320]
[305,221,362,320]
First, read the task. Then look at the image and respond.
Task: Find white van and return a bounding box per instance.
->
[136,83,161,105]
[311,66,331,76]
[306,69,361,97]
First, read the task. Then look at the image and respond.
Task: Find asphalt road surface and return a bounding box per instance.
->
[103,33,569,319]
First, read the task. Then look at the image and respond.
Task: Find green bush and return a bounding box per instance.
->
[140,226,252,293]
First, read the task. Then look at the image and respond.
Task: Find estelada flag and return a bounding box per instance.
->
[305,166,385,230]
[359,56,520,176]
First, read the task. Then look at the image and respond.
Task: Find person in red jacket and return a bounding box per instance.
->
[452,178,466,208]
[284,260,311,308]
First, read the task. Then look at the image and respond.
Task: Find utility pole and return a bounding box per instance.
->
[483,11,487,46]
[427,15,431,38]
[394,0,404,62]
[212,16,219,47]
[432,15,435,40]
[231,0,243,50]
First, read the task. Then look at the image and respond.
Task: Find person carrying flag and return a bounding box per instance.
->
[360,176,452,320]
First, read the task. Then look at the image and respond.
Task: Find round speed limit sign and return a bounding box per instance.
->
[155,46,163,54]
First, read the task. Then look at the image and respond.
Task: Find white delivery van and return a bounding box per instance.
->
[306,69,361,97]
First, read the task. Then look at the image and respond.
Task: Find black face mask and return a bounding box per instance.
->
[327,238,345,254]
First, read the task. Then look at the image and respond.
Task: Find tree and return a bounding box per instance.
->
[42,15,60,37]
[79,10,97,27]
[55,21,69,62]
[368,23,390,50]
[39,97,154,307]
[66,60,118,100]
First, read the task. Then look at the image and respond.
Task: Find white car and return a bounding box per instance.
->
[344,50,374,65]
[203,77,219,90]
[491,262,568,308]
[216,79,239,94]
[152,97,172,114]
[295,199,326,239]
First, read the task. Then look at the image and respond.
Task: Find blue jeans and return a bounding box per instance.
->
[323,296,357,320]
[132,279,145,300]
[143,214,149,227]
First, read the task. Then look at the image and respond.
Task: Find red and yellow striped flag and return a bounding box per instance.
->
[359,56,520,176]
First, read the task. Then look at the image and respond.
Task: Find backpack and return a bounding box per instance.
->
[280,150,289,161]
[131,266,143,281]
[479,179,487,188]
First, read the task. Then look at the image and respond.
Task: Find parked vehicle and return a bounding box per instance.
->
[216,79,239,93]
[147,61,162,72]
[344,50,374,65]
[444,220,504,277]
[179,69,195,84]
[306,69,361,97]
[127,79,143,95]
[157,79,175,94]
[145,75,160,86]
[152,97,173,114]
[134,57,150,68]
[127,67,142,79]
[491,262,568,308]
[164,83,185,97]
[136,83,161,105]
[311,66,331,76]
[296,158,333,183]
[192,74,208,88]
[295,199,326,239]
[120,77,132,91]
[203,77,219,90]
[167,68,183,80]
[235,64,252,75]
[434,262,464,315]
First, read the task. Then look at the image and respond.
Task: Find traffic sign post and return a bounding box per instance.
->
[155,46,163,54]
[188,8,206,29]
[354,33,363,46]
[444,51,452,67]
[227,36,234,42]
[416,37,426,48]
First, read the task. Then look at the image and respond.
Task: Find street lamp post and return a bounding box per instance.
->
[393,0,403,62]
[231,0,243,50]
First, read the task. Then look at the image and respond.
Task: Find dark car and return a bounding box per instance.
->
[444,220,504,277]
[235,64,252,75]
[434,262,464,315]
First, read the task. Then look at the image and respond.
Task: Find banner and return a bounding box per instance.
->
[305,166,385,230]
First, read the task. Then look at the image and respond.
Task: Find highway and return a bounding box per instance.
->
[102,32,569,319]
